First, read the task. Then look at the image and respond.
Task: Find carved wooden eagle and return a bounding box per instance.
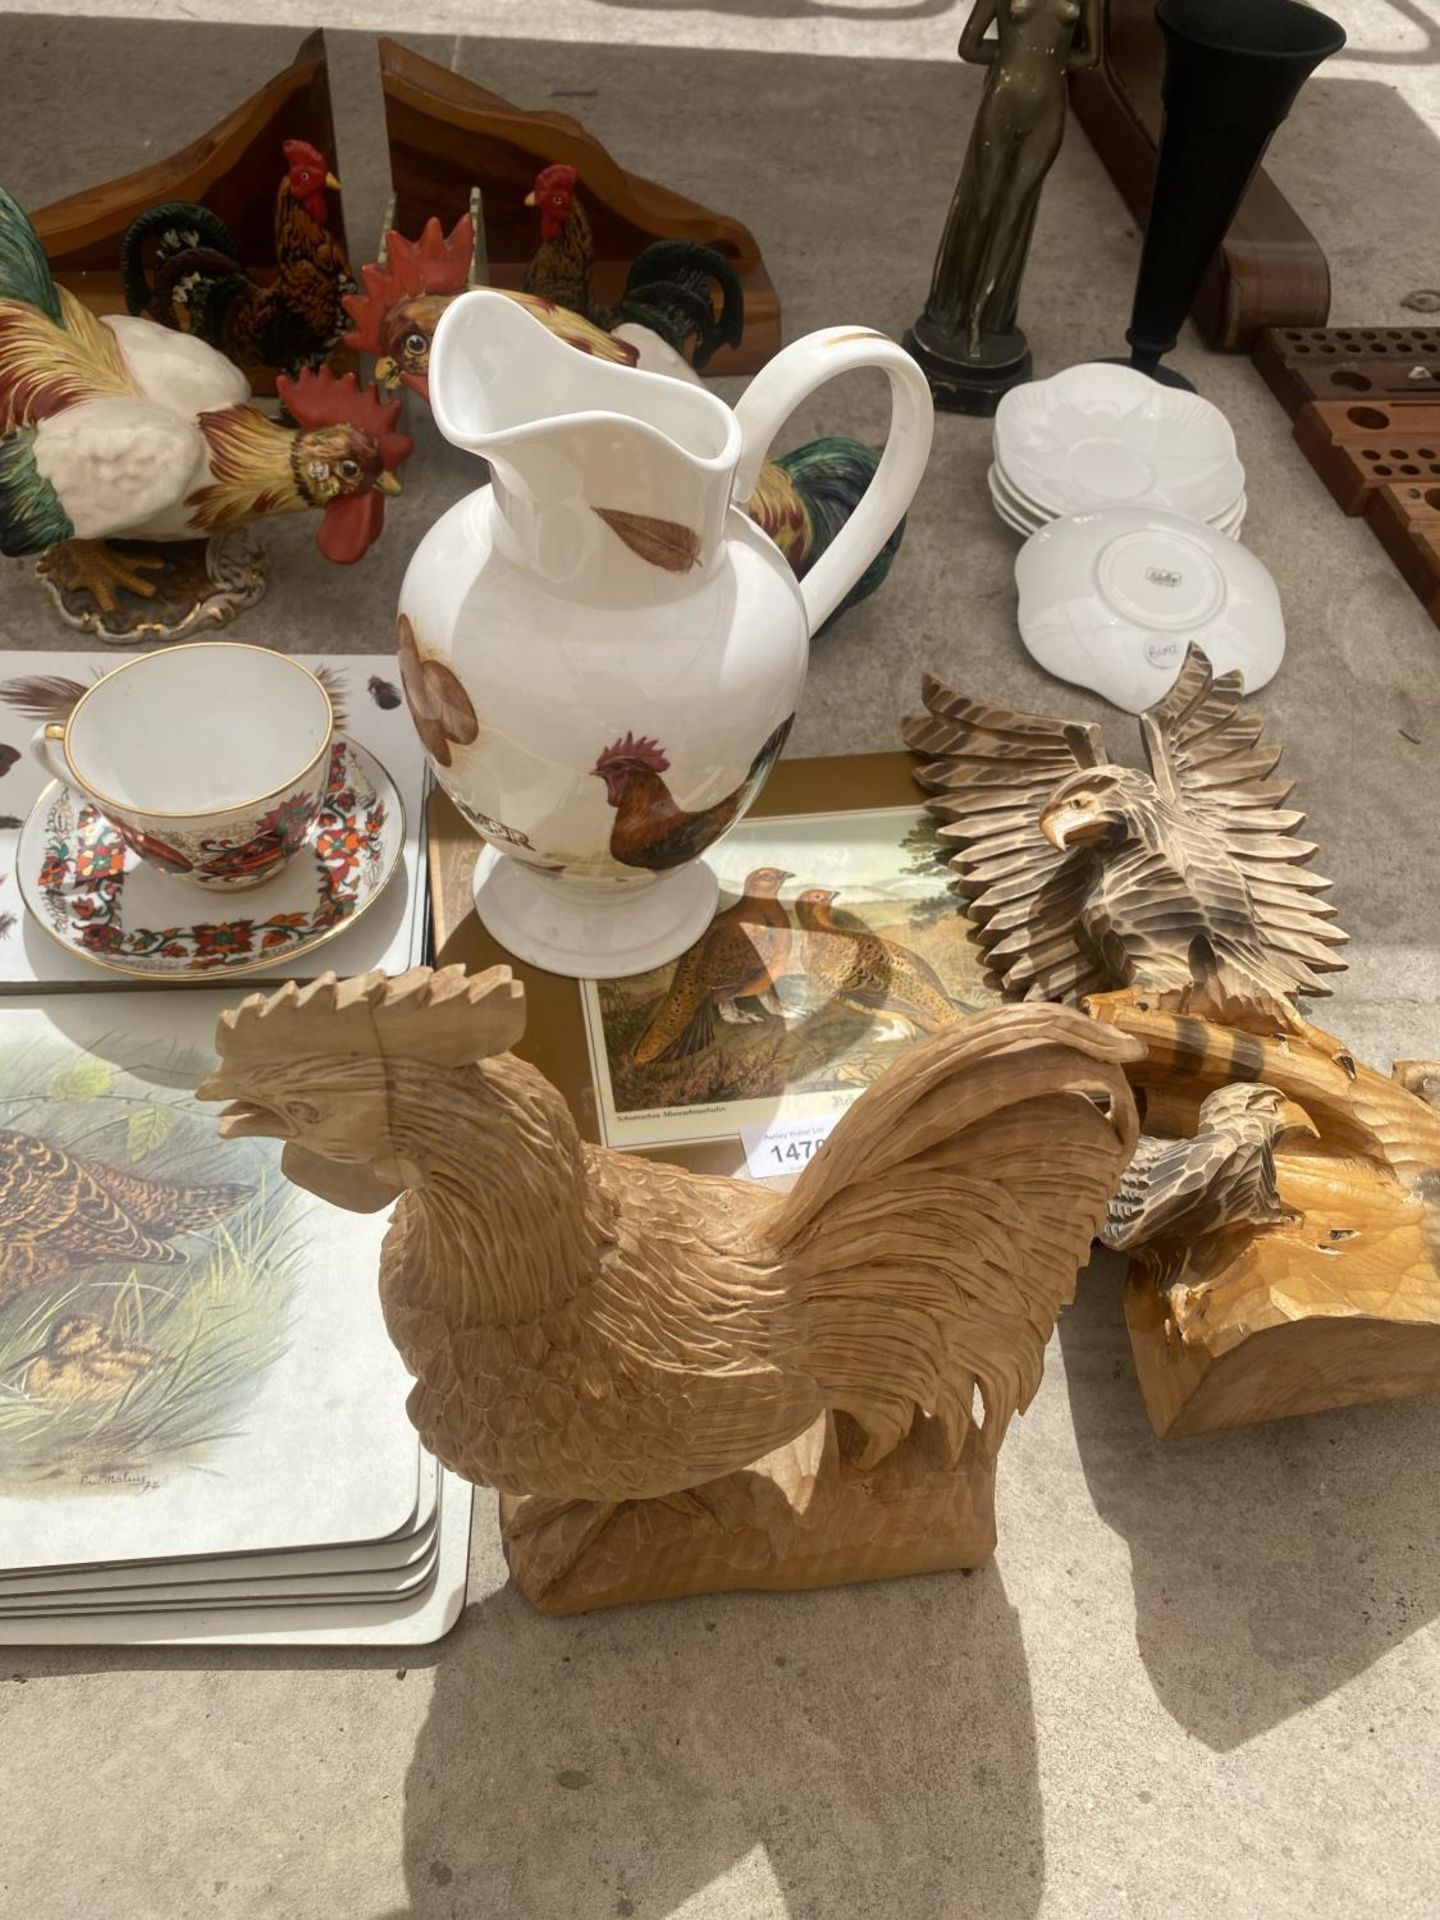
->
[1102,1083,1319,1286]
[904,645,1348,1027]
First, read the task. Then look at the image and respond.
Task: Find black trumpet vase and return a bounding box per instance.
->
[1124,0,1346,387]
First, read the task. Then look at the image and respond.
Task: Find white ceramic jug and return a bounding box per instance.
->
[398,289,934,977]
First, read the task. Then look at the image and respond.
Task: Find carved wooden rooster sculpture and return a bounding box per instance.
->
[906,644,1348,1030]
[203,967,1140,1609]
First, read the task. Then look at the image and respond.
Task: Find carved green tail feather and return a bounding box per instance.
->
[775,436,908,637]
[0,427,73,557]
[0,189,62,325]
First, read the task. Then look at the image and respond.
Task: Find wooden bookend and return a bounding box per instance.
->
[203,968,1139,1614]
[32,32,344,324]
[1253,324,1440,418]
[1087,990,1440,1438]
[1294,399,1440,515]
[377,37,778,374]
[1069,0,1331,348]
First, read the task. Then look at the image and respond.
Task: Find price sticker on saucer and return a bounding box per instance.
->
[1145,635,1185,670]
[740,1114,839,1181]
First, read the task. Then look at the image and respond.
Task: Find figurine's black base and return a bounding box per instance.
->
[902,326,1033,417]
[1100,353,1198,394]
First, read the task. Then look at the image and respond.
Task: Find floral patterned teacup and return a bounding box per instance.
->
[31,643,334,893]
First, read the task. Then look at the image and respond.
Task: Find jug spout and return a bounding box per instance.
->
[428,290,742,586]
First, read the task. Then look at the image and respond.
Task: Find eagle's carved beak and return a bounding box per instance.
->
[1040,803,1114,850]
[1276,1098,1321,1146]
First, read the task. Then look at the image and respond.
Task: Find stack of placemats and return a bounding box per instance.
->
[1254,326,1440,631]
[0,989,470,1647]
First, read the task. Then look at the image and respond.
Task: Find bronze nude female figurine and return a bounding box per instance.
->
[905,0,1101,413]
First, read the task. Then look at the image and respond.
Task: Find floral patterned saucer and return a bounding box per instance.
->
[17,736,404,981]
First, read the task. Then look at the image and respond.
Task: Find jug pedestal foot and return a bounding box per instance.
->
[473,848,719,979]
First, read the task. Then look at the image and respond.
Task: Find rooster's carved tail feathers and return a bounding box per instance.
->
[776,1006,1142,1469]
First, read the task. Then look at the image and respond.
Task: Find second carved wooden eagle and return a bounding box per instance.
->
[904,645,1348,1026]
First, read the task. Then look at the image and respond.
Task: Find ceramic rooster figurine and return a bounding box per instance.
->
[906,644,1349,1029]
[121,139,355,376]
[523,163,745,376]
[203,966,1140,1611]
[0,190,411,623]
[342,208,636,401]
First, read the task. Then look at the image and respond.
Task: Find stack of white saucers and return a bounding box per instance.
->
[989,363,1247,540]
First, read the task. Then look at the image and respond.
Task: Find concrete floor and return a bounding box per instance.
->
[3,4,1440,1916]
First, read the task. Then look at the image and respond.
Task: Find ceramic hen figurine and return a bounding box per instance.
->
[121,139,355,376]
[202,966,1140,1610]
[906,644,1349,1030]
[0,190,411,610]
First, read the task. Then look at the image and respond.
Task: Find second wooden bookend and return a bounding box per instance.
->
[907,645,1440,1436]
[203,968,1139,1613]
[377,39,777,375]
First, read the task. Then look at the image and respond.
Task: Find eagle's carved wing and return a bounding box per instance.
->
[904,673,1111,1001]
[1139,646,1348,999]
[1101,1129,1239,1251]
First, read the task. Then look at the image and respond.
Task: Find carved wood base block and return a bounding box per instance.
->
[1125,1246,1440,1440]
[499,1414,997,1615]
[1088,992,1440,1439]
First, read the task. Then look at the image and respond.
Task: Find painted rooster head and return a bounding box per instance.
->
[594,733,670,809]
[283,138,341,223]
[277,368,414,564]
[526,164,579,242]
[343,213,476,399]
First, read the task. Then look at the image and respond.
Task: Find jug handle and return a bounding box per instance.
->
[731,327,934,637]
